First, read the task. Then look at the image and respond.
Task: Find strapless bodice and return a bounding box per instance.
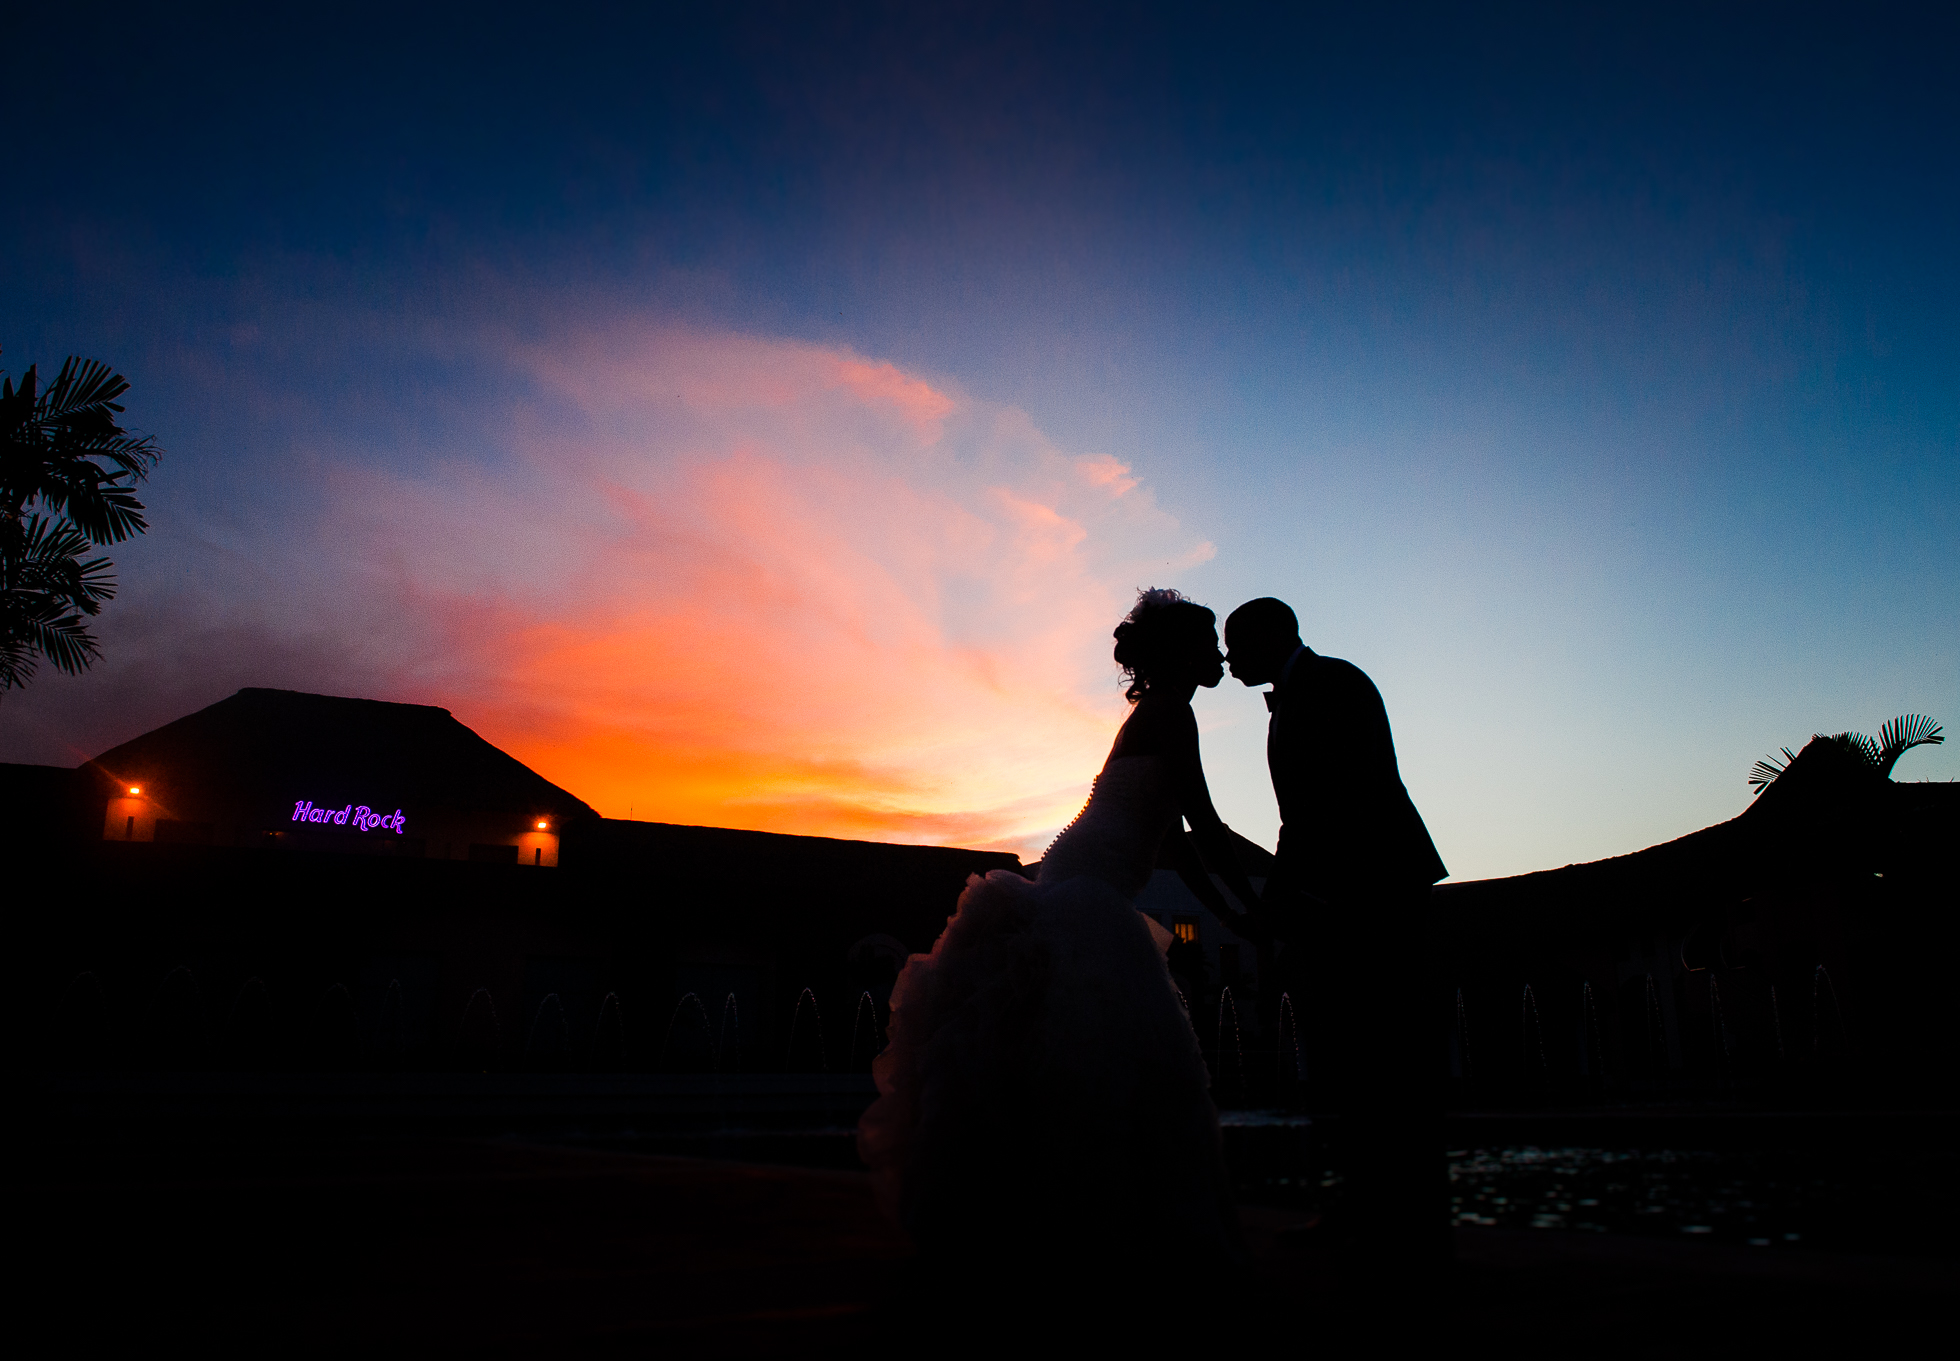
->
[1036,754,1180,900]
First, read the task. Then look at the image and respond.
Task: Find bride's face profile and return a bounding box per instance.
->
[1172,630,1226,691]
[1118,597,1223,699]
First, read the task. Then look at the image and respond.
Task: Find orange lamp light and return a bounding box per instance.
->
[536,820,548,830]
[128,786,142,796]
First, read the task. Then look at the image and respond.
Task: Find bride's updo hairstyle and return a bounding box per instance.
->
[1113,587,1217,702]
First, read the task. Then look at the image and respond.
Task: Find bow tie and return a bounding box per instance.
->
[1264,690,1281,713]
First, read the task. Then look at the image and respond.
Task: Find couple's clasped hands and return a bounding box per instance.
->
[1215,878,1326,947]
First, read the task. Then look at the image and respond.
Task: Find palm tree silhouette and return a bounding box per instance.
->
[1,353,163,692]
[1748,715,1944,794]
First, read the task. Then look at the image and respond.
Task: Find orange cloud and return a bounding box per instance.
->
[829,356,958,436]
[340,326,1213,857]
[1074,452,1141,497]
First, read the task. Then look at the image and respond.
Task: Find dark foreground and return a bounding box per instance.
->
[13,1136,1954,1355]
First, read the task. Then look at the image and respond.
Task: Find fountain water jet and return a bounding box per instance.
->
[527,993,569,1056]
[661,992,713,1069]
[849,991,881,1070]
[1579,981,1606,1079]
[1521,984,1548,1078]
[1214,987,1245,1102]
[786,987,828,1072]
[1276,991,1305,1087]
[593,992,625,1067]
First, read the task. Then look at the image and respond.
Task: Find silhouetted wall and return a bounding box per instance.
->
[6,762,1020,1075]
[1432,748,1958,1106]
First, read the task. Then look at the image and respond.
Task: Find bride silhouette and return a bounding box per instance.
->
[858,589,1264,1314]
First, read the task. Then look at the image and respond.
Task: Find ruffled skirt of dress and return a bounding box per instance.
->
[856,868,1240,1275]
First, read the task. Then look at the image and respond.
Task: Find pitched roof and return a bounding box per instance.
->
[84,687,596,820]
[1432,735,1955,959]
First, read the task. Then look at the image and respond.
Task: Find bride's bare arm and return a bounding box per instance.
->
[1154,701,1266,927]
[1159,828,1261,940]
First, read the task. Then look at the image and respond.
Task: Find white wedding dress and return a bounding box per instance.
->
[856,750,1240,1272]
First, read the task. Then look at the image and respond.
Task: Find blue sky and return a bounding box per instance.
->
[4,3,1954,876]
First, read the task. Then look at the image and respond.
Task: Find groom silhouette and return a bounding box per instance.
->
[1224,597,1447,1265]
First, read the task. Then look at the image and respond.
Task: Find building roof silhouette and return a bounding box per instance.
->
[1433,734,1956,963]
[84,687,597,823]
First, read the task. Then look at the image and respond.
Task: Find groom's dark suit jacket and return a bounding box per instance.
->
[1267,646,1447,905]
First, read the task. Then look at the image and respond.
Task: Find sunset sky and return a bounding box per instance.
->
[3,4,1954,878]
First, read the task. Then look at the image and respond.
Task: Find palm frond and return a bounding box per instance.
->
[2,355,160,529]
[0,353,157,693]
[73,554,117,604]
[20,610,102,675]
[1747,716,1947,792]
[0,593,102,685]
[0,512,116,687]
[0,634,38,692]
[36,467,152,544]
[3,513,106,594]
[1876,714,1945,778]
[1825,730,1882,768]
[42,356,131,418]
[1747,747,1799,795]
[1,363,36,410]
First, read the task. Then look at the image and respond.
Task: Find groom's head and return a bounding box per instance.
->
[1224,597,1301,687]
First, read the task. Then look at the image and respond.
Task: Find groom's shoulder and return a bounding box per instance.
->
[1302,654,1388,708]
[1306,653,1376,689]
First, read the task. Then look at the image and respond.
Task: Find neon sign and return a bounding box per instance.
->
[292,800,406,834]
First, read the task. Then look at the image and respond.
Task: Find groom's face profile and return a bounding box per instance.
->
[1223,612,1297,688]
[1223,630,1269,686]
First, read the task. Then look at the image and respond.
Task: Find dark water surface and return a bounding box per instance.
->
[561,1115,1958,1261]
[1440,1145,1956,1258]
